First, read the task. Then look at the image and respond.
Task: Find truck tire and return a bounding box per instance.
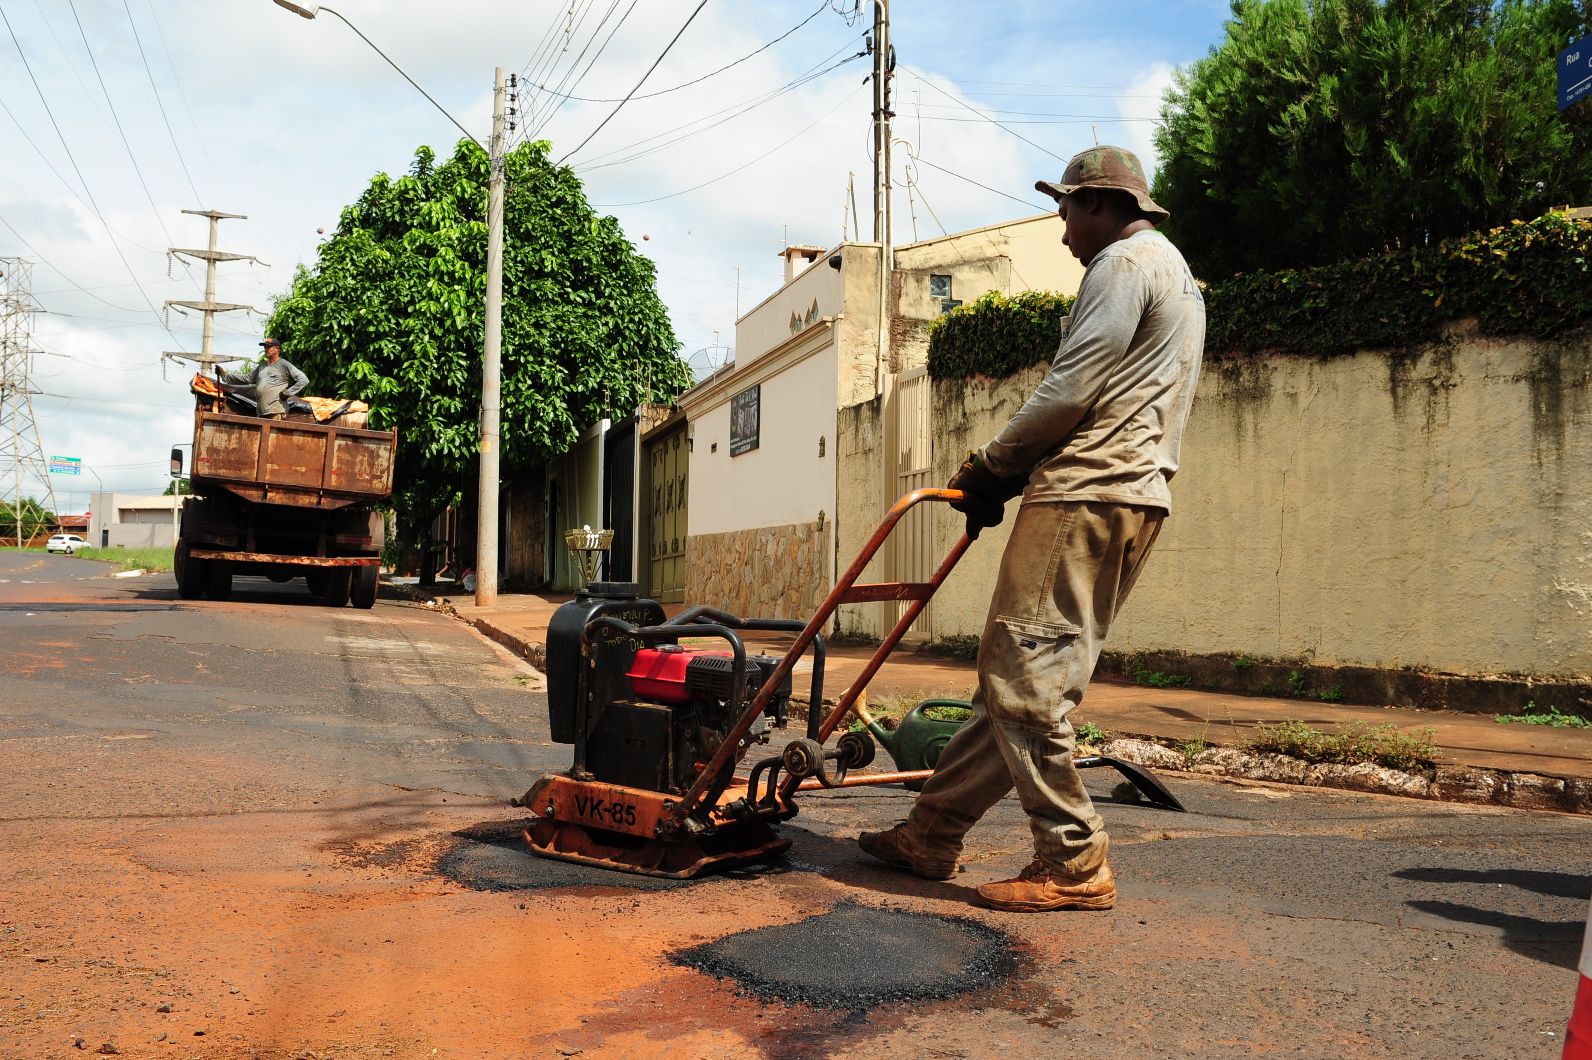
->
[306,570,328,596]
[322,568,352,607]
[350,565,377,610]
[175,541,206,600]
[206,560,233,602]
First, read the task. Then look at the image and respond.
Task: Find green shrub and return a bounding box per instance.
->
[927,213,1592,379]
[1075,721,1107,745]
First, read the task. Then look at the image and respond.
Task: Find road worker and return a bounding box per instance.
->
[859,145,1206,911]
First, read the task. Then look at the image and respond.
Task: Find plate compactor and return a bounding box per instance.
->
[515,489,1184,879]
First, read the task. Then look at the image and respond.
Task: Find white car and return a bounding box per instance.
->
[46,533,86,555]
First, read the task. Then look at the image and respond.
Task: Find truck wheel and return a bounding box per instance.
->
[350,565,377,610]
[322,568,352,607]
[175,542,206,600]
[206,560,233,602]
[306,570,328,596]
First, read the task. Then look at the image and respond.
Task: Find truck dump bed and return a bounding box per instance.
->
[191,410,396,510]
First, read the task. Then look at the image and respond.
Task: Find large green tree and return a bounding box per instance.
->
[1154,0,1592,278]
[268,139,688,529]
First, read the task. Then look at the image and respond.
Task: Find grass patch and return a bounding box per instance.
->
[1496,702,1589,729]
[75,546,173,572]
[0,545,47,552]
[1247,720,1438,772]
[1133,666,1192,689]
[919,634,980,661]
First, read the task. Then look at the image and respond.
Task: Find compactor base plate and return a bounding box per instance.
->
[523,817,791,879]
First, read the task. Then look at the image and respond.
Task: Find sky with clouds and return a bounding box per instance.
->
[1,0,1229,512]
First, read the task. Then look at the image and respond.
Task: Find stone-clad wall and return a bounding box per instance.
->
[685,519,832,621]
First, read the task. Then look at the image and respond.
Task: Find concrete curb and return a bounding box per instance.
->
[1098,737,1592,816]
[384,587,549,671]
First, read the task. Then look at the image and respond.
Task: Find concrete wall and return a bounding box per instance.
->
[854,327,1592,681]
[88,492,179,550]
[107,522,174,549]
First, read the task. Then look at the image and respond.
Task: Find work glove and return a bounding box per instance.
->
[946,449,1024,540]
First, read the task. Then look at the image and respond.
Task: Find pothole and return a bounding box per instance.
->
[674,902,1020,1011]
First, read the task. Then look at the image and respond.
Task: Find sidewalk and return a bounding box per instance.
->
[404,585,1592,786]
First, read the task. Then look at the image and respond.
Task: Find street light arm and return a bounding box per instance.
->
[314,5,483,149]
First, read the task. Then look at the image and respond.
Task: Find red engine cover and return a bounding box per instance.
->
[627,646,726,705]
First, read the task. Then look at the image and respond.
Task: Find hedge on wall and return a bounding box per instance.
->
[926,289,1075,380]
[927,212,1592,378]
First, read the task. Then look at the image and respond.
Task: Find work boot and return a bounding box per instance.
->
[975,858,1116,911]
[856,823,959,881]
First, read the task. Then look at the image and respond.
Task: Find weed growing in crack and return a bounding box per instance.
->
[1495,702,1589,728]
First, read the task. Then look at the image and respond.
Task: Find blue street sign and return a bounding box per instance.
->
[1561,33,1592,112]
[48,455,81,476]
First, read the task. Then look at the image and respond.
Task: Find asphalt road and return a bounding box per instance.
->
[1,550,1586,1059]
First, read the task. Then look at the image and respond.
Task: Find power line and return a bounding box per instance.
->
[593,82,863,207]
[0,93,167,258]
[0,2,179,340]
[534,0,831,104]
[556,0,711,165]
[917,115,1158,125]
[121,0,202,204]
[913,155,1047,211]
[66,0,192,285]
[527,0,631,140]
[521,0,600,132]
[143,0,232,204]
[0,213,148,314]
[573,39,866,172]
[913,74,1068,163]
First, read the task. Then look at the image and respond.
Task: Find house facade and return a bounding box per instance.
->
[674,213,1083,623]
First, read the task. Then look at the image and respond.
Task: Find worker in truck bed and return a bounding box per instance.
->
[221,337,308,419]
[858,145,1207,912]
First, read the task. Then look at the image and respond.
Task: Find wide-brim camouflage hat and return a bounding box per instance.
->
[1035,145,1169,223]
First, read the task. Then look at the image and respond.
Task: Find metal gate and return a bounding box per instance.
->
[646,424,688,603]
[892,367,933,635]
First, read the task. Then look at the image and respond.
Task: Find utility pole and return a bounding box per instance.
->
[0,258,59,548]
[476,66,507,607]
[163,210,258,373]
[871,0,897,590]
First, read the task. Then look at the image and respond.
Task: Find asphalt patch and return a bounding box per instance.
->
[675,902,1019,1012]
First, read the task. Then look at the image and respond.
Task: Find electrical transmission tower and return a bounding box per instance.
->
[163,209,260,375]
[0,258,61,548]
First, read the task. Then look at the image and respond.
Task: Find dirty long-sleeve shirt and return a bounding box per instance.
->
[224,357,309,398]
[980,229,1205,512]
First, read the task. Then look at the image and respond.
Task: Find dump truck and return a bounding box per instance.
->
[172,374,397,607]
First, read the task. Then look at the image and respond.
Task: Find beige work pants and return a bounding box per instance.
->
[905,500,1163,875]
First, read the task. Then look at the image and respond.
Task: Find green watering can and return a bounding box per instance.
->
[852,696,972,786]
[850,694,1187,811]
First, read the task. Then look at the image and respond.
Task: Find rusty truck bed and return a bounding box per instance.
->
[190,410,396,511]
